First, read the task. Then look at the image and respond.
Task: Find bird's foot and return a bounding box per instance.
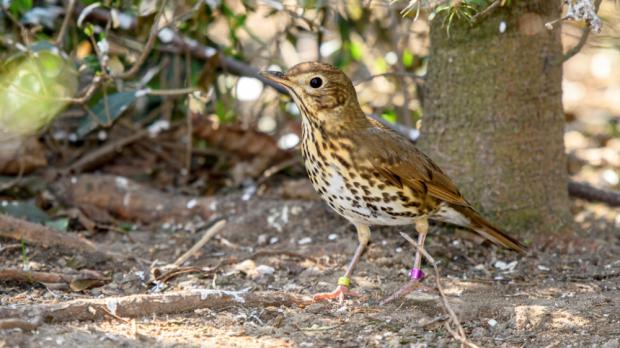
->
[312,277,359,303]
[381,268,432,305]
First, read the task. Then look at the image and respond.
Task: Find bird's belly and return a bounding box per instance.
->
[307,162,419,226]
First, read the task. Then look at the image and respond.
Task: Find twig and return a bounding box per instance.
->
[562,26,592,63]
[399,232,479,348]
[557,0,603,63]
[470,0,501,24]
[0,318,41,331]
[112,0,169,79]
[173,220,227,267]
[95,306,130,323]
[64,129,149,172]
[0,268,108,289]
[55,0,77,47]
[0,289,312,323]
[145,87,198,96]
[355,71,425,86]
[568,180,620,207]
[0,214,109,261]
[248,249,317,263]
[256,157,301,185]
[154,266,214,283]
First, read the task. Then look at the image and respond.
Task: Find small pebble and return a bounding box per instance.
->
[328,233,338,240]
[257,234,269,246]
[488,319,498,327]
[471,327,486,338]
[256,265,275,277]
[269,237,279,245]
[602,338,619,348]
[298,237,312,245]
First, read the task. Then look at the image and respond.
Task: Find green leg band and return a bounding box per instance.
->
[337,276,351,287]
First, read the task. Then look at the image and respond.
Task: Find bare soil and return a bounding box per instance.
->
[1,189,619,347]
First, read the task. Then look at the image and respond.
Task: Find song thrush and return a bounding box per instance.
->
[260,62,526,303]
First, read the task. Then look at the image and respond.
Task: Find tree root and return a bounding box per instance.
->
[0,289,312,324]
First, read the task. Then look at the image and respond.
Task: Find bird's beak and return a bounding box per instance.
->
[259,70,291,88]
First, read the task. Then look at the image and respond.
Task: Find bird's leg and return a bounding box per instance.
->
[313,224,370,303]
[381,217,433,304]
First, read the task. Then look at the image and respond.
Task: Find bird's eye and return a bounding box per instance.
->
[309,77,323,88]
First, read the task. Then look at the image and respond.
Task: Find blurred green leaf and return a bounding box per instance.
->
[45,218,70,232]
[84,24,95,37]
[69,278,107,291]
[0,200,49,224]
[215,100,235,123]
[381,110,398,124]
[403,50,414,68]
[77,91,138,137]
[10,0,32,16]
[350,41,363,61]
[0,50,78,136]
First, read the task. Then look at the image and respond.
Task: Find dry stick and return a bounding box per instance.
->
[568,180,620,207]
[0,214,109,261]
[0,290,312,324]
[112,0,169,79]
[0,318,41,331]
[65,128,149,172]
[470,0,501,24]
[173,220,227,267]
[55,0,77,47]
[0,268,72,284]
[399,232,479,348]
[561,26,592,63]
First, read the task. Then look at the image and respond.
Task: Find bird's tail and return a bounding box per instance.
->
[435,204,527,254]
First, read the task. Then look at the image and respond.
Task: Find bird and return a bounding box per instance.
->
[260,62,526,303]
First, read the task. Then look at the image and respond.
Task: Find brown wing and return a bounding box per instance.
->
[351,124,469,207]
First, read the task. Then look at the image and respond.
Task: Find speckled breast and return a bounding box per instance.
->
[301,135,425,227]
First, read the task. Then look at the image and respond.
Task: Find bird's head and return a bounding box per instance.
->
[260,62,361,125]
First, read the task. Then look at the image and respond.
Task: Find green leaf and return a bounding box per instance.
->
[215,100,234,123]
[381,110,397,124]
[84,23,95,37]
[0,200,49,224]
[10,0,32,16]
[402,50,414,68]
[349,41,363,62]
[77,91,138,137]
[45,218,70,231]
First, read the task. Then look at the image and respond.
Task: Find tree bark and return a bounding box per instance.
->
[420,2,572,236]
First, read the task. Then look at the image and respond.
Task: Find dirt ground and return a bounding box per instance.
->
[1,187,619,347]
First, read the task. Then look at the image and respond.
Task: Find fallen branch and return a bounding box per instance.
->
[64,129,149,173]
[52,174,216,223]
[0,268,108,290]
[399,232,479,348]
[0,214,109,261]
[0,289,312,323]
[0,318,41,331]
[192,114,291,161]
[568,180,620,207]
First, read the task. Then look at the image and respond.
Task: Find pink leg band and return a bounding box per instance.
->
[409,268,425,281]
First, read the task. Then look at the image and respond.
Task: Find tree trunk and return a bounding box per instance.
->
[420,1,572,237]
